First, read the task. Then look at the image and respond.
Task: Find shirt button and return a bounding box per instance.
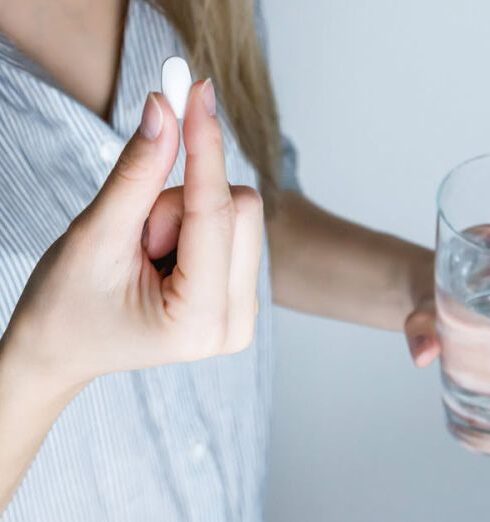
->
[99,140,123,165]
[190,441,207,462]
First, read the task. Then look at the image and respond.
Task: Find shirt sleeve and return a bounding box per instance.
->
[254,0,302,193]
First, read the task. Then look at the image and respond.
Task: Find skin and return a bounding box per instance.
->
[268,193,440,367]
[0,0,440,510]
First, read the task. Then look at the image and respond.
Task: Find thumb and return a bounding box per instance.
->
[404,299,441,368]
[88,92,179,239]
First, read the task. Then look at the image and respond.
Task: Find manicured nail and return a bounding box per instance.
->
[139,93,163,140]
[201,78,216,116]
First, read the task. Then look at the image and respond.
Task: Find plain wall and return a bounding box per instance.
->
[263,1,490,521]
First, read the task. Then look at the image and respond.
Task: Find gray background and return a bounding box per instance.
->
[263,1,490,521]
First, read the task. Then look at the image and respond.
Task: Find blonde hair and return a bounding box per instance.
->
[151,0,281,216]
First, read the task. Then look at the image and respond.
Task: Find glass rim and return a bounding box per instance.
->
[437,153,490,253]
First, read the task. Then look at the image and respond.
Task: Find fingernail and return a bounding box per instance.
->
[139,93,163,140]
[200,78,216,116]
[415,347,438,368]
[409,334,434,368]
[141,218,149,249]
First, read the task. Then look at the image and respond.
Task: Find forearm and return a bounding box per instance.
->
[0,328,84,511]
[267,191,434,330]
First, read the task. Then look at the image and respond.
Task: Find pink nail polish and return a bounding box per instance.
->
[139,93,163,140]
[200,78,216,116]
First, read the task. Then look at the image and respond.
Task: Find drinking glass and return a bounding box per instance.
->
[437,154,490,453]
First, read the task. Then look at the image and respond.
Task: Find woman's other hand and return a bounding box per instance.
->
[1,80,263,388]
[404,273,441,368]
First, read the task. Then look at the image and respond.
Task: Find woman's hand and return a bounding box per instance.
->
[1,79,263,389]
[405,296,441,368]
[404,254,441,368]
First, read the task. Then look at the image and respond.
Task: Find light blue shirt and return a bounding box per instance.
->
[0,1,299,520]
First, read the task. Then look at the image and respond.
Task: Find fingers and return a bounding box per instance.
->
[88,92,179,241]
[137,77,262,361]
[147,184,263,351]
[225,186,264,352]
[405,301,441,368]
[176,80,234,313]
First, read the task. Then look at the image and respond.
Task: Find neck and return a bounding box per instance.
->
[0,0,128,119]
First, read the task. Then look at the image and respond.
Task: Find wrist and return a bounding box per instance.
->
[0,322,89,402]
[0,326,86,511]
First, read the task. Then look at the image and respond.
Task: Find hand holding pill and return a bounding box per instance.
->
[3,58,263,385]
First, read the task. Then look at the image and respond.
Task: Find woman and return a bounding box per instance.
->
[0,0,438,520]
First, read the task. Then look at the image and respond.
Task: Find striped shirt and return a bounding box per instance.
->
[0,0,298,520]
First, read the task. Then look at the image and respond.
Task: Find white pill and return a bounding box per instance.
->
[161,56,192,119]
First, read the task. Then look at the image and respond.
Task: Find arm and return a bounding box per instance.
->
[0,335,84,508]
[267,190,439,363]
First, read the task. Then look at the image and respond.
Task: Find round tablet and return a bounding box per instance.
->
[161,56,192,119]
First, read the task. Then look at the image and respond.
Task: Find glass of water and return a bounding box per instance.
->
[437,155,490,453]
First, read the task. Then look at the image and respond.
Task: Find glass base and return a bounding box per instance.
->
[442,373,490,455]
